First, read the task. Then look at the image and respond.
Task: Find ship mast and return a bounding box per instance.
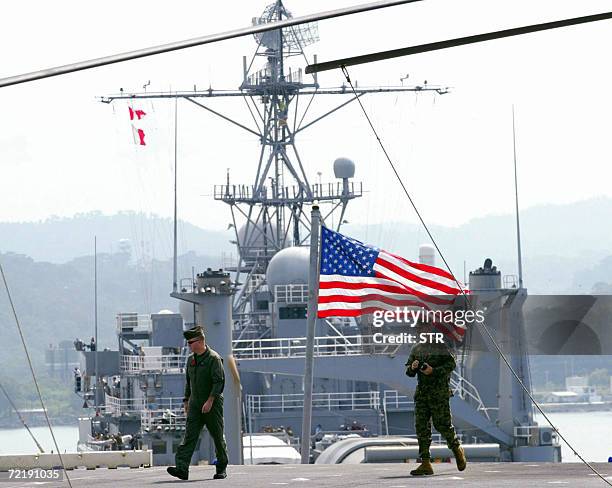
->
[102,0,447,329]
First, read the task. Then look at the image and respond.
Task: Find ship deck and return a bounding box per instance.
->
[4,463,612,487]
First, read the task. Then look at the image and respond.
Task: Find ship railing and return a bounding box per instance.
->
[450,371,491,420]
[214,181,363,202]
[247,391,380,413]
[274,284,308,303]
[104,395,186,417]
[104,395,146,416]
[503,274,518,289]
[147,397,186,411]
[232,334,401,359]
[141,408,187,431]
[244,65,272,86]
[116,313,152,334]
[178,278,195,293]
[285,67,303,84]
[382,390,414,410]
[120,354,187,373]
[382,378,490,421]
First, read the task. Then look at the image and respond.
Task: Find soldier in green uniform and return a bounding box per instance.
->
[167,326,229,480]
[405,326,467,476]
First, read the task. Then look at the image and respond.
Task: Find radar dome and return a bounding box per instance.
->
[266,246,310,289]
[419,244,436,266]
[333,157,355,179]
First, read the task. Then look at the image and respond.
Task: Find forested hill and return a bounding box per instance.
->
[0,250,216,374]
[0,211,232,264]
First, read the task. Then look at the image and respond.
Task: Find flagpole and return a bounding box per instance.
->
[300,202,321,464]
[172,97,178,293]
[94,236,99,407]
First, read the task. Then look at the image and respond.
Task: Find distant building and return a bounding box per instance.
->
[565,375,589,394]
[545,391,580,404]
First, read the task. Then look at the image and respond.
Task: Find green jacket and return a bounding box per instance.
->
[183,346,225,409]
[405,342,456,398]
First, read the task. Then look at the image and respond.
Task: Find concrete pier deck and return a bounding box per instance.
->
[3,463,612,487]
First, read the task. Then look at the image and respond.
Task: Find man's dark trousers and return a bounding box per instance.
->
[175,397,228,472]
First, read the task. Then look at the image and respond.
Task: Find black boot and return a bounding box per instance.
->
[167,466,189,480]
[213,463,227,479]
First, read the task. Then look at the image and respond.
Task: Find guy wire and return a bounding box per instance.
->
[0,261,73,488]
[0,380,45,454]
[340,65,612,486]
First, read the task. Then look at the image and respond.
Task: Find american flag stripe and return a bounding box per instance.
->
[320,284,410,296]
[376,251,462,295]
[318,300,426,314]
[374,270,455,306]
[318,306,396,318]
[320,277,409,295]
[321,275,450,305]
[318,293,427,306]
[320,274,402,286]
[319,288,417,299]
[321,271,458,299]
[386,251,456,281]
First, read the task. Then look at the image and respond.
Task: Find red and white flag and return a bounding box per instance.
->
[129,107,147,121]
[131,125,146,146]
[128,106,147,146]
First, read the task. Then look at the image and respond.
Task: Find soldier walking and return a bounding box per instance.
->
[167,326,229,480]
[405,329,467,476]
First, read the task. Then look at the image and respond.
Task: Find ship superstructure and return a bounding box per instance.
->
[75,0,561,465]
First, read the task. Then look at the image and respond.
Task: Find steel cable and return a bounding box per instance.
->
[0,261,74,487]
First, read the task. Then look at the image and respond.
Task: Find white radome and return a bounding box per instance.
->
[333,157,355,179]
[418,244,436,266]
[266,246,310,289]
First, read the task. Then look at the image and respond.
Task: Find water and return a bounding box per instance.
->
[0,426,79,454]
[1,413,611,462]
[534,411,612,463]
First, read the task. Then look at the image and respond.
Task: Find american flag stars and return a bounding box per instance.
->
[320,226,377,277]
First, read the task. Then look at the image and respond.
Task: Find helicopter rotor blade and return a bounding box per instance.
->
[306,10,612,74]
[0,0,422,88]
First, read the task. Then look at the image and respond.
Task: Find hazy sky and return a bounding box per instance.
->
[1,0,611,233]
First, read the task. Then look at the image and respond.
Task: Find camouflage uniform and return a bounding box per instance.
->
[405,341,461,460]
[175,345,228,473]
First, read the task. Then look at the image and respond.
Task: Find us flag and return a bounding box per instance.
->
[317,226,467,340]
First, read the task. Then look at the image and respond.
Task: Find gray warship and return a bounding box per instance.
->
[72,0,560,466]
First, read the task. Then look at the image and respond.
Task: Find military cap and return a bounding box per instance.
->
[183,325,204,341]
